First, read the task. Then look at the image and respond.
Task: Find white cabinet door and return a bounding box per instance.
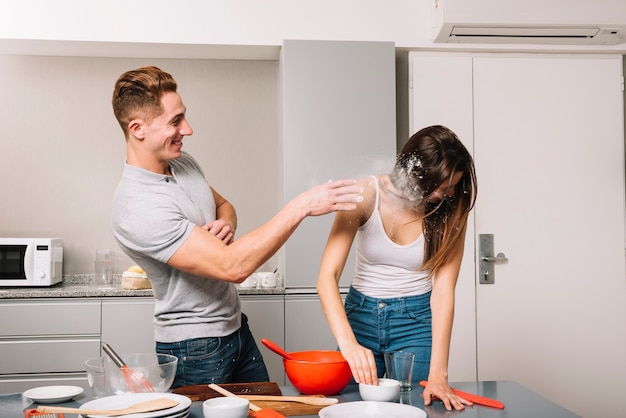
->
[0,373,89,394]
[409,53,477,382]
[284,294,340,352]
[0,298,101,393]
[410,52,626,418]
[101,298,155,354]
[281,40,397,289]
[472,55,626,418]
[240,295,285,385]
[0,299,101,374]
[0,299,101,336]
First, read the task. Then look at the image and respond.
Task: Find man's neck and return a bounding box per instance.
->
[126,145,171,175]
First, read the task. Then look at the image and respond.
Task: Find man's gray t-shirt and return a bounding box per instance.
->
[112,151,241,343]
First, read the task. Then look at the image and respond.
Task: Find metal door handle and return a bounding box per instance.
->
[479,234,507,284]
[481,252,508,263]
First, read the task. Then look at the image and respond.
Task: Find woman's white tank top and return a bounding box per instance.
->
[351,176,432,298]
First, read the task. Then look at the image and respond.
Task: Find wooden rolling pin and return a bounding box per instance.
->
[239,395,338,406]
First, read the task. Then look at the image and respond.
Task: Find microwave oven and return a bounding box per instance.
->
[0,238,63,286]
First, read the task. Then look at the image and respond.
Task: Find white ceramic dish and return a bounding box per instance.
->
[203,397,249,418]
[23,385,84,403]
[359,378,401,402]
[152,409,190,418]
[318,401,427,418]
[80,392,191,418]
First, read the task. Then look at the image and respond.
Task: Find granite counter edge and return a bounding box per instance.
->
[0,274,286,299]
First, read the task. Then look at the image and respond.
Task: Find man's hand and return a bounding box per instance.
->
[300,179,364,216]
[202,219,235,245]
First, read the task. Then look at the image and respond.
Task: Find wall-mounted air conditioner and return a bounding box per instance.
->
[432,0,626,45]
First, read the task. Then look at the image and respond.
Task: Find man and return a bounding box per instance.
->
[111,66,362,388]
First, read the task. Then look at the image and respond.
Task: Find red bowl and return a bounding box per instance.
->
[283,350,352,395]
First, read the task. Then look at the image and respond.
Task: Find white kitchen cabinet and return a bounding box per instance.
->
[410,52,626,418]
[408,53,477,383]
[284,294,340,353]
[0,298,101,393]
[101,297,156,354]
[0,297,157,394]
[280,40,397,289]
[240,295,285,385]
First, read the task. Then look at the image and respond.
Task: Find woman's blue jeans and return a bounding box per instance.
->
[344,286,432,382]
[156,313,269,388]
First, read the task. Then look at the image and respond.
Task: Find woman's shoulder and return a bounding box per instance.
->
[355,176,373,186]
[352,175,381,221]
[357,175,386,194]
[355,176,377,197]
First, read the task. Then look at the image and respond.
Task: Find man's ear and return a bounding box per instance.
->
[128,119,145,140]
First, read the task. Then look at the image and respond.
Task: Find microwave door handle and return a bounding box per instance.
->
[23,241,34,278]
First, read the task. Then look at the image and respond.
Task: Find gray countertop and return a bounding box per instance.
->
[0,381,582,418]
[0,275,285,299]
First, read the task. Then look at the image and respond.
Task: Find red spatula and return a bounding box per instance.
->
[419,381,505,409]
[208,384,287,418]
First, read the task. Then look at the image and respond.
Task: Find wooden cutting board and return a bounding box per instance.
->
[173,382,328,416]
[242,399,326,417]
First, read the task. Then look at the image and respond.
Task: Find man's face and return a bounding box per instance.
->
[141,92,193,164]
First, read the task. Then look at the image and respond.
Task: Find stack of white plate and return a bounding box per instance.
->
[79,393,191,418]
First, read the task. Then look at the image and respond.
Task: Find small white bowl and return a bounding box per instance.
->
[203,397,250,418]
[359,378,401,402]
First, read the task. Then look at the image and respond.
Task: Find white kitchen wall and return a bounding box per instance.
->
[0,56,279,274]
[0,1,423,51]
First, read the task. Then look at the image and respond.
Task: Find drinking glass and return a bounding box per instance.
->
[384,351,415,391]
[95,249,115,289]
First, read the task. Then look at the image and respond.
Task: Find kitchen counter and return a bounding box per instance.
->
[0,381,581,418]
[0,275,285,299]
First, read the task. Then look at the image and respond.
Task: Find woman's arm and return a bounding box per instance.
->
[423,227,473,411]
[317,178,379,385]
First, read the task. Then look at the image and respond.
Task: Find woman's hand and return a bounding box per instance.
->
[340,342,378,385]
[422,377,472,411]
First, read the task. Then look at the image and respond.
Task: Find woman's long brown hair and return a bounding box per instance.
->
[390,125,477,277]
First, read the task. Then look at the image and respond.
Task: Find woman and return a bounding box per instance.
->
[316,125,477,411]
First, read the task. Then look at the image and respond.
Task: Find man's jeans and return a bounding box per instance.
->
[156,313,269,388]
